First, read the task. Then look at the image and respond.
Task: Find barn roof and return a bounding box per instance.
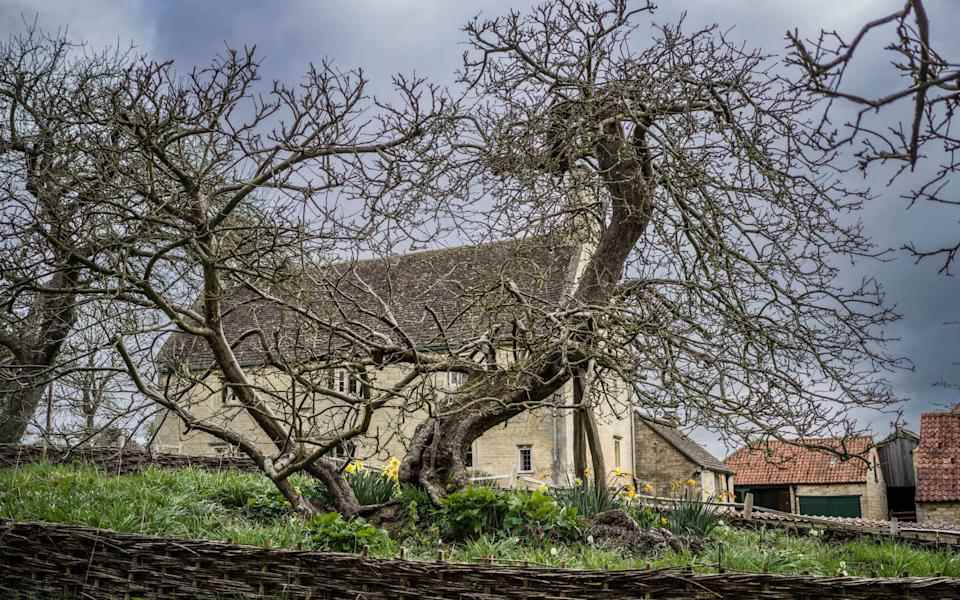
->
[915,408,960,503]
[159,237,582,370]
[635,413,733,474]
[724,437,874,486]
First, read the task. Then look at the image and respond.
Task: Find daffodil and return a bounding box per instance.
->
[642,482,654,494]
[584,467,591,477]
[573,477,583,487]
[624,484,637,499]
[384,456,401,482]
[613,467,623,478]
[344,460,364,474]
[660,516,669,526]
[685,478,698,488]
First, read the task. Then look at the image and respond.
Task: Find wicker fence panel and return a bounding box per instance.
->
[1,520,958,599]
[0,444,260,475]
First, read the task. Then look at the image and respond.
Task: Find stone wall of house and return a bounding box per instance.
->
[632,419,701,497]
[792,476,887,521]
[154,367,638,490]
[917,502,960,527]
[864,449,889,520]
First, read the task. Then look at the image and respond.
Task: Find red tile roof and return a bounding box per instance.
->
[724,437,873,486]
[915,410,960,503]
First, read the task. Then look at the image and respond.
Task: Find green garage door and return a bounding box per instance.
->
[798,495,861,518]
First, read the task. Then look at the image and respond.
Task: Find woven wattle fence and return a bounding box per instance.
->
[0,520,958,600]
[0,443,259,475]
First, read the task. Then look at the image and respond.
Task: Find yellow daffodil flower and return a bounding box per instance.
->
[642,482,654,494]
[685,478,697,488]
[624,484,637,499]
[384,456,401,482]
[344,460,364,474]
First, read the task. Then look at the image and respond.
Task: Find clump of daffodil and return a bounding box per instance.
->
[344,460,364,474]
[384,456,401,482]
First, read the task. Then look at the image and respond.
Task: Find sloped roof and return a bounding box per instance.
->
[724,437,873,486]
[915,409,960,503]
[160,237,581,370]
[636,413,733,474]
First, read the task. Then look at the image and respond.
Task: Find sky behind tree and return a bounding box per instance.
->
[2,0,957,456]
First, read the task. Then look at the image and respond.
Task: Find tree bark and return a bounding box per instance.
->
[0,382,45,444]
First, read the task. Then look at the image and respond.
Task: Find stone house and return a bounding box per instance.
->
[725,437,888,520]
[632,412,734,500]
[914,407,960,527]
[152,237,635,487]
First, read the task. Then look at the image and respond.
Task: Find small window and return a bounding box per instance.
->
[518,445,533,473]
[448,371,467,389]
[464,444,474,468]
[614,436,622,469]
[209,442,230,455]
[328,369,363,395]
[331,442,355,459]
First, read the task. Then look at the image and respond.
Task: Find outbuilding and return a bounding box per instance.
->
[725,437,887,520]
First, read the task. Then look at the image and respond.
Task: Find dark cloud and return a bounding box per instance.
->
[5,0,957,456]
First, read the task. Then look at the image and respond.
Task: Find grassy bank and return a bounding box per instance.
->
[1,464,958,577]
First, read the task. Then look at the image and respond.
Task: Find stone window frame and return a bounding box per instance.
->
[518,445,533,473]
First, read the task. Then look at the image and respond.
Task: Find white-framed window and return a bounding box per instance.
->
[518,445,533,473]
[448,371,467,389]
[327,368,364,395]
[614,435,622,469]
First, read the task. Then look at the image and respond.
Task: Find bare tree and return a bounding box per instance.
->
[0,27,135,443]
[34,41,452,516]
[393,0,906,499]
[4,1,909,518]
[787,0,960,273]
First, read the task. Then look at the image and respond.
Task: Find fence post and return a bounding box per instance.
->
[744,493,754,520]
[889,517,899,536]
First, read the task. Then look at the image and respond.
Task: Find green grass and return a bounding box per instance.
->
[2,464,959,577]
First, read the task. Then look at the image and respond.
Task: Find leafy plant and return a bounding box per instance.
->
[345,467,397,505]
[552,481,620,517]
[442,485,509,540]
[304,512,393,554]
[666,487,720,537]
[504,489,580,541]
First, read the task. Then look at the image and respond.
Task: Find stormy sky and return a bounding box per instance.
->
[2,1,957,457]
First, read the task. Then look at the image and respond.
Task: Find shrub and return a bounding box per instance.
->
[304,512,393,554]
[442,485,509,540]
[504,489,580,541]
[442,486,580,542]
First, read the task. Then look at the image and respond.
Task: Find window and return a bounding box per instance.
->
[209,442,231,456]
[331,442,355,459]
[613,436,622,469]
[448,371,467,389]
[518,445,533,472]
[464,444,474,468]
[326,369,364,395]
